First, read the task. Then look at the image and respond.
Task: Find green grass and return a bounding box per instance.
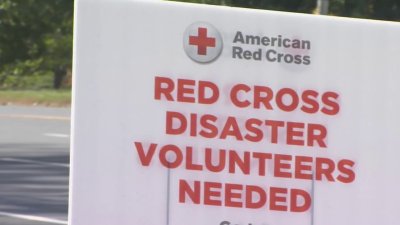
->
[0,89,71,107]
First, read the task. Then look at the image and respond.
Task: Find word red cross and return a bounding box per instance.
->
[189,27,216,55]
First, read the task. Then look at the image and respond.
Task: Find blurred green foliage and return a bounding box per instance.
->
[172,0,400,20]
[174,0,317,13]
[0,0,399,90]
[0,0,73,90]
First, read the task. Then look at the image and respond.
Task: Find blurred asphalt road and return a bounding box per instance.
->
[0,106,70,225]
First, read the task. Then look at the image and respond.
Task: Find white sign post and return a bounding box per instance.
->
[70,1,400,225]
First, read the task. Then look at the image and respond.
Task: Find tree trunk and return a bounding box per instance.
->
[53,66,66,89]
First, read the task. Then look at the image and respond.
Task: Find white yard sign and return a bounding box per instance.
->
[70,0,400,225]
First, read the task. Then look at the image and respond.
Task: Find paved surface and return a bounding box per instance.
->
[0,105,70,225]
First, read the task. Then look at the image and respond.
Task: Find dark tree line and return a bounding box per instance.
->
[174,0,400,20]
[1,0,399,89]
[0,0,73,89]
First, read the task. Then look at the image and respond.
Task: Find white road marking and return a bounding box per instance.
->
[0,114,70,121]
[0,158,69,168]
[44,133,70,138]
[0,211,67,224]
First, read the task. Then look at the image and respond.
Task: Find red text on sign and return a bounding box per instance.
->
[166,111,327,147]
[178,179,311,212]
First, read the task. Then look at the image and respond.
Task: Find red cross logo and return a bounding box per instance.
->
[183,22,222,63]
[189,27,216,55]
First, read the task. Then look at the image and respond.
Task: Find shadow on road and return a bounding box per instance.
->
[0,143,69,220]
